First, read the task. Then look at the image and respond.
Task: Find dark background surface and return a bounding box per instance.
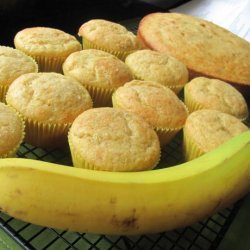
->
[0,0,189,46]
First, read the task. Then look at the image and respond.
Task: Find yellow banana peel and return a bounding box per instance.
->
[0,131,250,235]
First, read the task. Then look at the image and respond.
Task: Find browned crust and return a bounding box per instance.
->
[137,13,250,100]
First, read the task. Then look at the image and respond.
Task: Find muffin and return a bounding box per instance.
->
[125,50,189,94]
[14,27,82,73]
[184,77,249,120]
[183,109,249,161]
[69,107,160,171]
[63,49,133,107]
[112,80,189,146]
[0,46,38,102]
[6,72,92,147]
[137,13,250,97]
[0,102,25,157]
[78,19,143,60]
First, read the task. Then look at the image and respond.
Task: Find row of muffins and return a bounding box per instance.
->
[0,45,188,104]
[0,19,249,172]
[1,74,249,171]
[0,102,248,171]
[1,43,248,117]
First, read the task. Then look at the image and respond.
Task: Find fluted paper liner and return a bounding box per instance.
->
[155,127,181,147]
[156,104,189,146]
[183,128,205,161]
[1,106,25,158]
[84,84,115,107]
[184,86,204,114]
[154,103,189,147]
[24,119,71,148]
[18,51,65,73]
[32,55,66,73]
[82,38,135,61]
[68,132,161,171]
[0,84,10,103]
[68,135,97,170]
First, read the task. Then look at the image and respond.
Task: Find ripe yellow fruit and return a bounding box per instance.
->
[0,131,249,235]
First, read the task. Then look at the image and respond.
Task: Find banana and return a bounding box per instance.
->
[0,131,250,235]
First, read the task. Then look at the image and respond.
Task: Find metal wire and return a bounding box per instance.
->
[0,132,243,250]
[0,19,249,250]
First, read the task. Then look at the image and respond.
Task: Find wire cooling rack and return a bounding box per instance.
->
[0,18,249,250]
[0,131,244,250]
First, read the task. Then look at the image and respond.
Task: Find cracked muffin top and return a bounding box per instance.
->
[69,107,160,171]
[138,13,250,87]
[0,102,24,157]
[14,27,81,57]
[63,49,133,89]
[184,109,249,153]
[0,46,38,86]
[125,49,188,91]
[112,80,188,129]
[78,19,142,52]
[184,77,249,120]
[6,72,92,124]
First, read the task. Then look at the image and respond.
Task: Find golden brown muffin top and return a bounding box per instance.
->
[0,46,38,85]
[14,27,81,57]
[6,72,92,124]
[184,109,249,152]
[0,103,24,156]
[125,49,188,87]
[112,80,188,129]
[69,107,160,172]
[138,13,250,85]
[63,49,133,88]
[78,19,142,52]
[184,77,249,120]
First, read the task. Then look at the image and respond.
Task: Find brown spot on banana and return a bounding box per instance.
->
[15,189,22,195]
[122,216,138,230]
[110,197,117,204]
[111,209,139,231]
